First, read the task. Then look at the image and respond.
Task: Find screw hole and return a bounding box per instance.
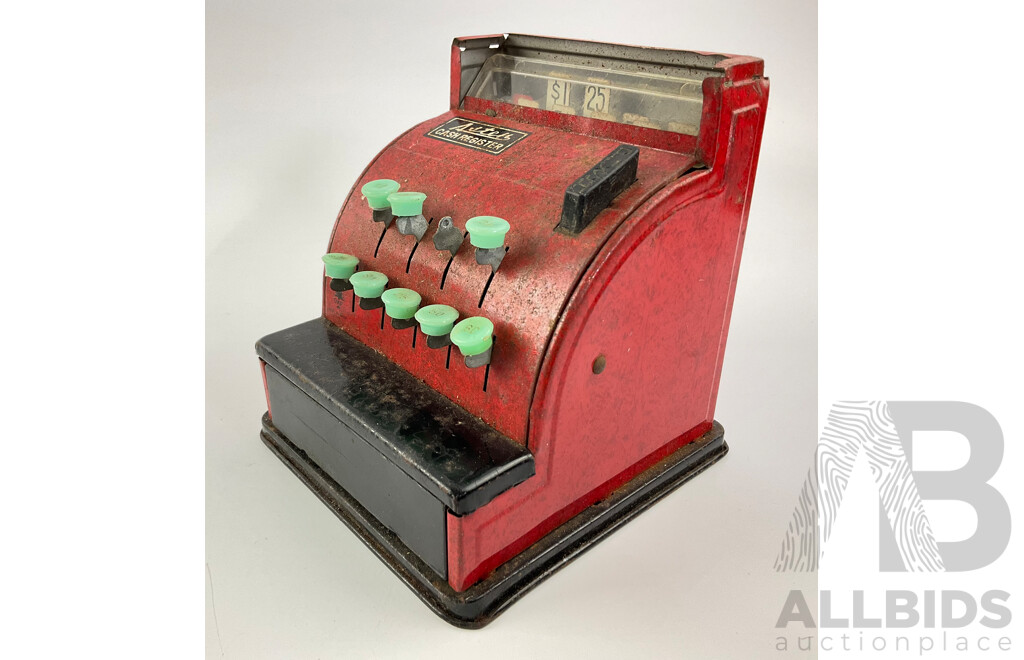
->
[592,355,606,375]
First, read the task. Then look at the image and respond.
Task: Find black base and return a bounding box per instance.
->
[260,413,728,628]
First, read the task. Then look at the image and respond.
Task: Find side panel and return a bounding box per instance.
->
[446,78,769,591]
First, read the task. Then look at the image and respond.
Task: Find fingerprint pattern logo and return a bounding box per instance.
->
[774,401,944,572]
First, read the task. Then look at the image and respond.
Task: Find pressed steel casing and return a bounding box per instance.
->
[448,69,768,588]
[267,34,769,601]
[324,120,695,443]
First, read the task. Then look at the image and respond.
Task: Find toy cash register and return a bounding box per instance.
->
[256,33,769,627]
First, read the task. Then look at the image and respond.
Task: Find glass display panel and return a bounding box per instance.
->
[465,53,708,135]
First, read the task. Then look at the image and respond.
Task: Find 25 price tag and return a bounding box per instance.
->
[582,84,611,117]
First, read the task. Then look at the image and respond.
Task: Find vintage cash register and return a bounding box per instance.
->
[256,33,769,627]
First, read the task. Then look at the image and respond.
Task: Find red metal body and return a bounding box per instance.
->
[319,35,768,592]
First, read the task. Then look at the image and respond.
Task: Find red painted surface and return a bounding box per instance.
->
[324,116,694,443]
[445,63,769,591]
[319,36,768,591]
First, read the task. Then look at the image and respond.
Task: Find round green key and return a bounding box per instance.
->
[388,191,426,216]
[414,304,459,337]
[361,179,400,209]
[321,253,358,279]
[380,288,422,320]
[450,317,494,357]
[348,270,388,298]
[465,216,510,249]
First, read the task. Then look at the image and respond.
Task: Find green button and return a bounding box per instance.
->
[465,216,510,249]
[349,271,388,298]
[361,179,400,209]
[414,304,459,336]
[388,191,426,216]
[380,288,422,320]
[321,253,358,279]
[450,317,494,356]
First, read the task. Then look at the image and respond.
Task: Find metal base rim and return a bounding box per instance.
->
[260,414,728,629]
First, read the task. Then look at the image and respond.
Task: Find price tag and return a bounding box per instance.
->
[581,84,612,118]
[546,79,573,111]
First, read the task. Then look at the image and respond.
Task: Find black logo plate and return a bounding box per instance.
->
[425,118,530,155]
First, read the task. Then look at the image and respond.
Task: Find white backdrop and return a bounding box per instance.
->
[816,3,1024,658]
[206,1,816,658]
[5,2,1021,658]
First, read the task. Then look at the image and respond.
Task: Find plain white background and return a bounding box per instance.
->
[814,2,1024,658]
[205,1,815,658]
[5,1,1021,659]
